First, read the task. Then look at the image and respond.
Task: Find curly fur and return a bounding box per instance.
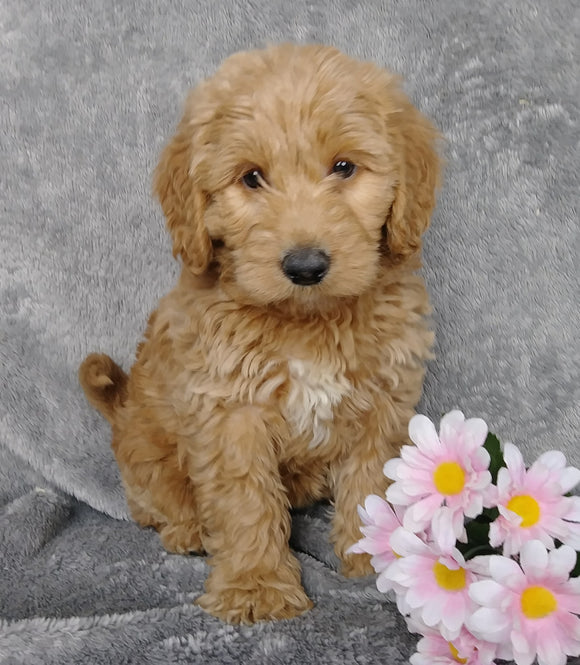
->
[79,43,440,624]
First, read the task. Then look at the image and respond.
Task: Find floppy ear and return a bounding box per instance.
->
[386,96,441,264]
[153,107,212,275]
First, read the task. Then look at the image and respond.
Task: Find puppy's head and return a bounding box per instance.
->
[154,44,440,309]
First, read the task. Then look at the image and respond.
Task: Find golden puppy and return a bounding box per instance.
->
[79,43,440,624]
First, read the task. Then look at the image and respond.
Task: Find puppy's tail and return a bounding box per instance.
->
[79,353,128,426]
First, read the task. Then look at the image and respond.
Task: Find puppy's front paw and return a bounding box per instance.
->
[196,576,313,624]
[340,551,374,578]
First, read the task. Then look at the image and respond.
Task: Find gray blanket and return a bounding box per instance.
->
[1,0,578,663]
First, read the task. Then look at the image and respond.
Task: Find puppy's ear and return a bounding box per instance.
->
[153,106,212,275]
[386,95,440,264]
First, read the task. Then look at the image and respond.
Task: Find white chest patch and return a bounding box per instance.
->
[284,359,351,448]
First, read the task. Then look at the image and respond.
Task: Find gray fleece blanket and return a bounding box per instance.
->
[1,0,578,663]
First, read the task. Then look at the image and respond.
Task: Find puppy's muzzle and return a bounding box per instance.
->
[281,248,330,286]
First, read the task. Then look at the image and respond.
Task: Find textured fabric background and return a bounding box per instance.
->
[1,0,578,663]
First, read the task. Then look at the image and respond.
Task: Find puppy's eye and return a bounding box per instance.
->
[331,160,357,179]
[241,168,264,190]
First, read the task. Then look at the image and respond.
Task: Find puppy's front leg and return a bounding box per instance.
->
[331,404,412,578]
[192,407,312,624]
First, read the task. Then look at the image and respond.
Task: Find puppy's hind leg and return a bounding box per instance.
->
[125,481,203,555]
[280,460,331,509]
[114,427,204,554]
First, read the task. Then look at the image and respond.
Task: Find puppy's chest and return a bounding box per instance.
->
[282,358,352,448]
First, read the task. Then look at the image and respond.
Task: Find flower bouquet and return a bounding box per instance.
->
[349,411,580,665]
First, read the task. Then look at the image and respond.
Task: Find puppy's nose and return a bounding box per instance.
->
[282,248,330,286]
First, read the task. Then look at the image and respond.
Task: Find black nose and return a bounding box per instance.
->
[281,248,330,286]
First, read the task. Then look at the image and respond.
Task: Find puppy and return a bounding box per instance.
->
[80,44,440,624]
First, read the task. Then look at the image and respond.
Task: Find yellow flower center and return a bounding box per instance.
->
[506,494,541,528]
[520,586,558,619]
[433,561,467,591]
[448,642,468,664]
[433,461,466,495]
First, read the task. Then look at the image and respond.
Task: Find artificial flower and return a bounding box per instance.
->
[347,494,404,573]
[381,527,484,640]
[349,410,580,665]
[467,540,580,665]
[488,443,580,555]
[406,619,497,665]
[384,411,492,551]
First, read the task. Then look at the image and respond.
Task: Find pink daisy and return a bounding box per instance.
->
[467,540,580,665]
[384,411,493,552]
[381,527,486,640]
[347,494,404,573]
[488,443,580,556]
[406,619,497,665]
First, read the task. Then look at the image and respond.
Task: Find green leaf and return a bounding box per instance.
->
[484,432,506,483]
[571,551,580,578]
[455,519,499,561]
[461,544,501,560]
[455,540,471,557]
[465,518,491,546]
[480,507,500,523]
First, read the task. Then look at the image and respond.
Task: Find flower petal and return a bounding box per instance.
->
[400,445,434,470]
[409,650,430,665]
[409,415,442,456]
[496,641,515,661]
[439,409,465,447]
[464,492,484,518]
[501,529,525,557]
[547,543,577,578]
[406,584,429,611]
[536,630,569,665]
[452,509,467,541]
[496,467,512,496]
[488,521,504,548]
[356,505,372,526]
[370,552,393,573]
[473,467,493,490]
[439,595,466,638]
[562,522,580,549]
[466,607,511,642]
[363,494,393,522]
[376,569,395,593]
[389,527,431,557]
[469,580,507,608]
[511,630,534,665]
[385,482,414,506]
[431,506,459,552]
[396,592,412,616]
[535,450,566,471]
[405,614,432,637]
[383,458,402,480]
[498,504,523,526]
[565,496,580,521]
[421,597,443,627]
[559,467,580,494]
[346,541,365,554]
[396,464,431,481]
[468,555,493,576]
[398,479,436,497]
[403,494,443,532]
[520,539,549,577]
[355,535,390,557]
[489,555,523,586]
[462,417,489,450]
[503,443,525,480]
